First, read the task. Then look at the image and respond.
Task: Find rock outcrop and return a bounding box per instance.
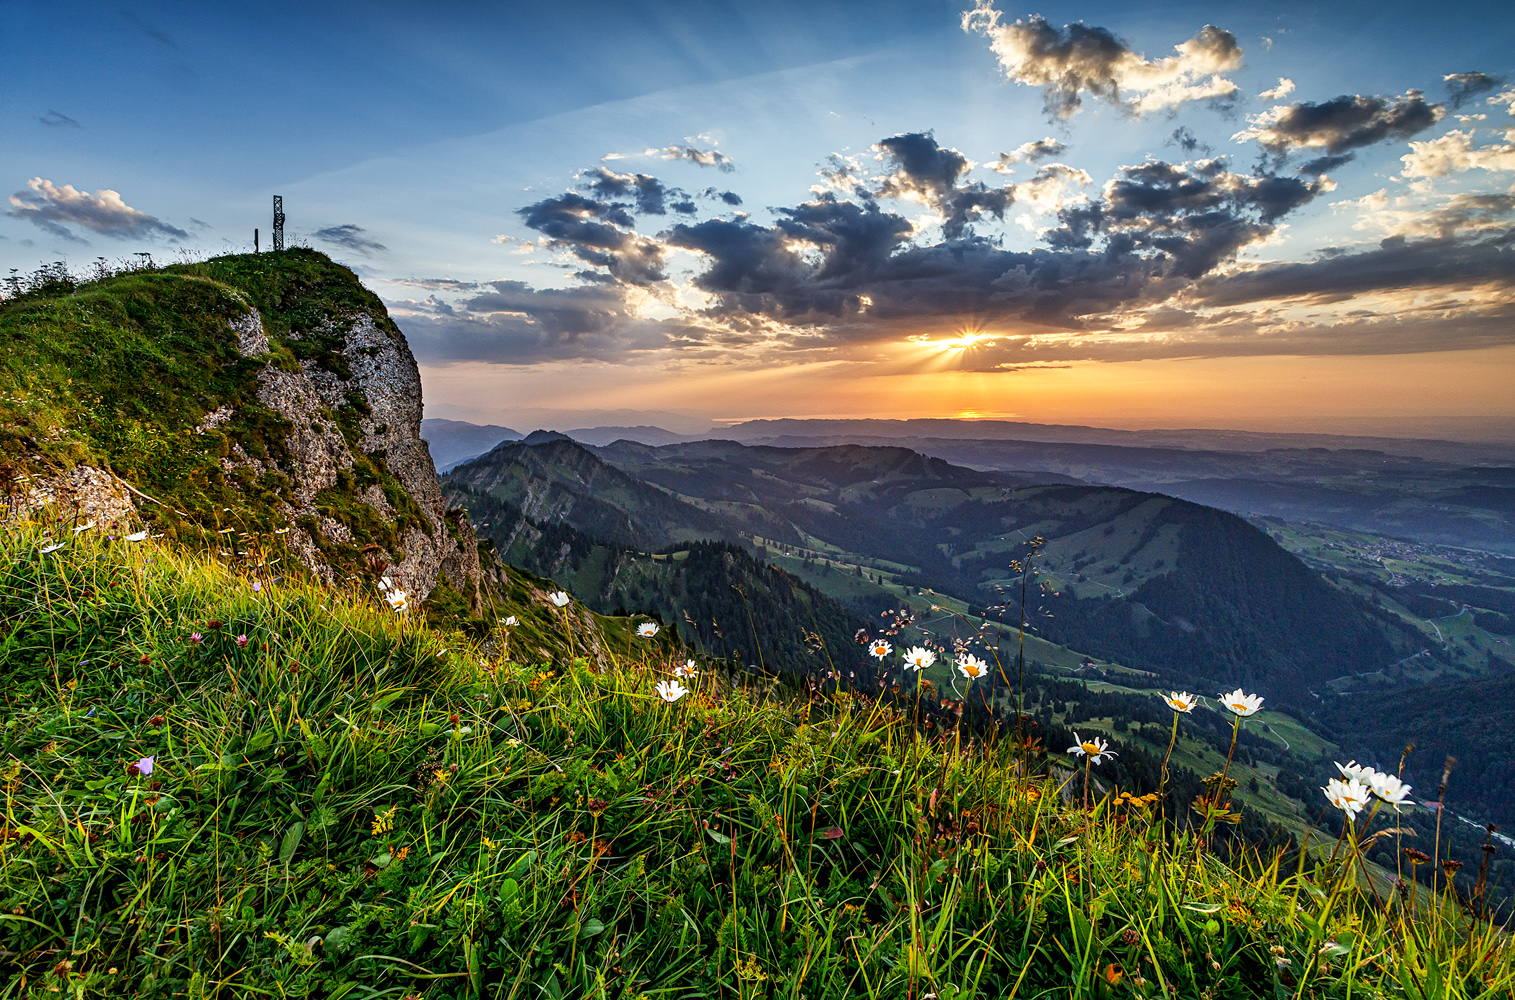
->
[224,307,483,606]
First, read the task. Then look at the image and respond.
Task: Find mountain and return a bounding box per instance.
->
[444,437,741,550]
[443,482,870,680]
[419,417,522,471]
[586,439,1423,706]
[1,249,483,605]
[565,425,697,447]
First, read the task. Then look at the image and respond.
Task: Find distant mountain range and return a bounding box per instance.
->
[424,417,1515,550]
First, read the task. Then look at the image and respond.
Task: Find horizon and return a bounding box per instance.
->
[5,0,1515,441]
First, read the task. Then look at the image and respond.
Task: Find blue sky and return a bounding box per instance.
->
[4,1,1514,436]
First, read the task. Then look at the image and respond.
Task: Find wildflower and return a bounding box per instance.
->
[1323,777,1372,818]
[372,806,396,836]
[384,590,408,613]
[252,581,262,593]
[1163,691,1198,713]
[868,639,892,659]
[1403,847,1431,864]
[1336,760,1376,782]
[1367,770,1413,809]
[1219,689,1263,717]
[72,522,95,534]
[674,659,699,679]
[131,756,155,777]
[957,653,989,681]
[124,530,150,542]
[235,634,249,649]
[86,707,97,718]
[1066,733,1116,765]
[39,542,65,554]
[188,632,203,645]
[902,646,936,671]
[637,622,659,638]
[655,680,689,703]
[548,591,571,608]
[502,615,519,627]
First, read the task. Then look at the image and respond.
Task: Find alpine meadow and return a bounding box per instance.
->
[4,1,1515,997]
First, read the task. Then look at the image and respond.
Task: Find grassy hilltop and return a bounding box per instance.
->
[2,526,1513,999]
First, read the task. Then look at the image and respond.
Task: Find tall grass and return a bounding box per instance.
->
[1,523,1511,998]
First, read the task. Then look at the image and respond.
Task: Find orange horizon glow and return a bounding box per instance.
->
[421,345,1515,440]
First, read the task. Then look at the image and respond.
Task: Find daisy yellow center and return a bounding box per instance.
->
[1081,742,1101,755]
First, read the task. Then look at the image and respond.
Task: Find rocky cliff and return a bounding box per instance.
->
[1,250,482,607]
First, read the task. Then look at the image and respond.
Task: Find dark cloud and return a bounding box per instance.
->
[1191,232,1515,308]
[6,177,186,241]
[1445,72,1505,109]
[1298,153,1356,175]
[312,224,388,256]
[579,167,688,215]
[1236,93,1444,165]
[876,132,1017,239]
[700,187,743,206]
[37,110,80,127]
[962,5,1242,119]
[396,280,678,365]
[518,192,666,284]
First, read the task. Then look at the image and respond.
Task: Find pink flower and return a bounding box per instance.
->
[189,632,203,645]
[132,756,155,777]
[235,634,249,649]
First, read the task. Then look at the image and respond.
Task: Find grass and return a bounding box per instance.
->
[3,524,1514,999]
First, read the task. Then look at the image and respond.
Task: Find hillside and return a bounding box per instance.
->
[585,440,1422,706]
[447,438,742,550]
[0,250,483,606]
[443,482,871,681]
[2,524,1510,997]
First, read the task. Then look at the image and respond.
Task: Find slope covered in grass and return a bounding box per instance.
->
[1,526,1511,999]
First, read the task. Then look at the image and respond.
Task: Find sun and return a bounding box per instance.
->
[908,329,998,353]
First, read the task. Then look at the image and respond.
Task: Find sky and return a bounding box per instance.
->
[4,0,1515,439]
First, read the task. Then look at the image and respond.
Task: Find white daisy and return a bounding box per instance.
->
[902,646,936,671]
[1219,689,1263,717]
[1163,691,1198,713]
[39,542,65,554]
[868,639,892,659]
[124,530,150,542]
[957,653,989,681]
[655,680,689,703]
[637,622,659,638]
[384,590,409,613]
[1066,733,1117,765]
[1367,770,1413,809]
[502,615,519,627]
[673,660,699,679]
[547,591,571,608]
[1323,777,1372,818]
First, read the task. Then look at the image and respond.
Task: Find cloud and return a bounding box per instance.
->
[1492,88,1515,115]
[1233,92,1444,169]
[37,110,80,127]
[991,137,1067,170]
[1258,78,1295,101]
[1400,129,1515,179]
[388,277,481,291]
[1344,189,1515,240]
[120,10,178,48]
[650,145,735,171]
[875,132,1018,238]
[517,191,667,284]
[1167,126,1211,156]
[312,224,388,256]
[6,177,187,241]
[1191,232,1515,311]
[579,166,694,215]
[961,3,1242,118]
[1445,72,1505,109]
[394,279,681,365]
[700,187,743,206]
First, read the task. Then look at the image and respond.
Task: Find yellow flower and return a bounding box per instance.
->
[371,805,396,836]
